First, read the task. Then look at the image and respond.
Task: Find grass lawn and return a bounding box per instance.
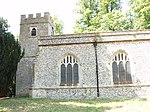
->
[0,97,150,112]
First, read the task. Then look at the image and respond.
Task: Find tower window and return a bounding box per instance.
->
[30,27,37,36]
[60,55,79,86]
[52,27,54,35]
[112,51,132,84]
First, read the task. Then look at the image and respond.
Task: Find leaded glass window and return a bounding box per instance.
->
[61,64,66,84]
[67,64,72,83]
[119,61,125,82]
[112,62,118,83]
[126,61,132,83]
[60,55,79,86]
[74,63,79,83]
[112,52,132,84]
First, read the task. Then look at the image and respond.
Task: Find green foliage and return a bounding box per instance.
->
[74,0,134,33]
[99,0,121,14]
[130,0,150,29]
[74,0,99,33]
[0,17,9,32]
[93,11,134,31]
[52,15,64,35]
[0,18,24,97]
[74,0,150,33]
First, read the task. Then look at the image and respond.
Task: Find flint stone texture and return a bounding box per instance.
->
[16,12,150,99]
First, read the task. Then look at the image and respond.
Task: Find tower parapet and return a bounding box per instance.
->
[20,12,54,29]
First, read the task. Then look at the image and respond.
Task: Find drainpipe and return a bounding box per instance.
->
[93,38,100,97]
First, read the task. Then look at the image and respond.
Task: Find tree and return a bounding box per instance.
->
[130,0,150,29]
[0,17,24,97]
[52,15,64,35]
[74,0,133,33]
[92,10,134,31]
[74,0,99,33]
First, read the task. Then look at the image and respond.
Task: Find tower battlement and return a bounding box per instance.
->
[19,11,55,56]
[21,12,51,19]
[20,12,54,27]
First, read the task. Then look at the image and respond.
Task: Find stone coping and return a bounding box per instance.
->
[40,30,150,39]
[38,30,150,46]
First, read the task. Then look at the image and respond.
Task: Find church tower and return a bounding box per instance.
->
[19,12,54,57]
[16,12,54,96]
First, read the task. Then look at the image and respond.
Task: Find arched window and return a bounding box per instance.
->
[67,64,72,83]
[51,27,54,35]
[73,63,79,83]
[126,61,132,83]
[112,51,132,84]
[61,64,66,84]
[119,61,125,82]
[31,27,37,36]
[60,55,79,86]
[112,62,118,83]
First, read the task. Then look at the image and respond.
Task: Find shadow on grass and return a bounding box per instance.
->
[58,98,107,105]
[0,97,148,112]
[67,97,148,105]
[29,103,112,112]
[0,98,113,112]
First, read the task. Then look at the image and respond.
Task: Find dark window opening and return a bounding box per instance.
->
[118,54,120,61]
[115,56,117,61]
[67,56,69,63]
[74,63,79,83]
[31,28,36,36]
[121,53,123,60]
[70,56,72,63]
[67,64,72,83]
[119,61,125,82]
[52,27,54,35]
[61,64,66,84]
[112,62,118,83]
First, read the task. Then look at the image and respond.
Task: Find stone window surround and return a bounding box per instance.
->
[112,50,132,84]
[60,54,79,86]
[30,26,37,37]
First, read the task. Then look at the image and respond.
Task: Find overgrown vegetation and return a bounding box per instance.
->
[0,98,150,112]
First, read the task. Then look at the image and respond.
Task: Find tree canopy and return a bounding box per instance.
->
[0,17,24,97]
[52,15,64,35]
[130,0,150,29]
[73,0,149,33]
[74,0,99,33]
[0,17,9,32]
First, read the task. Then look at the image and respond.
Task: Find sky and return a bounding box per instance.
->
[0,0,129,36]
[0,0,77,36]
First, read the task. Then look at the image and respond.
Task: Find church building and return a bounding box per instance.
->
[16,12,150,99]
